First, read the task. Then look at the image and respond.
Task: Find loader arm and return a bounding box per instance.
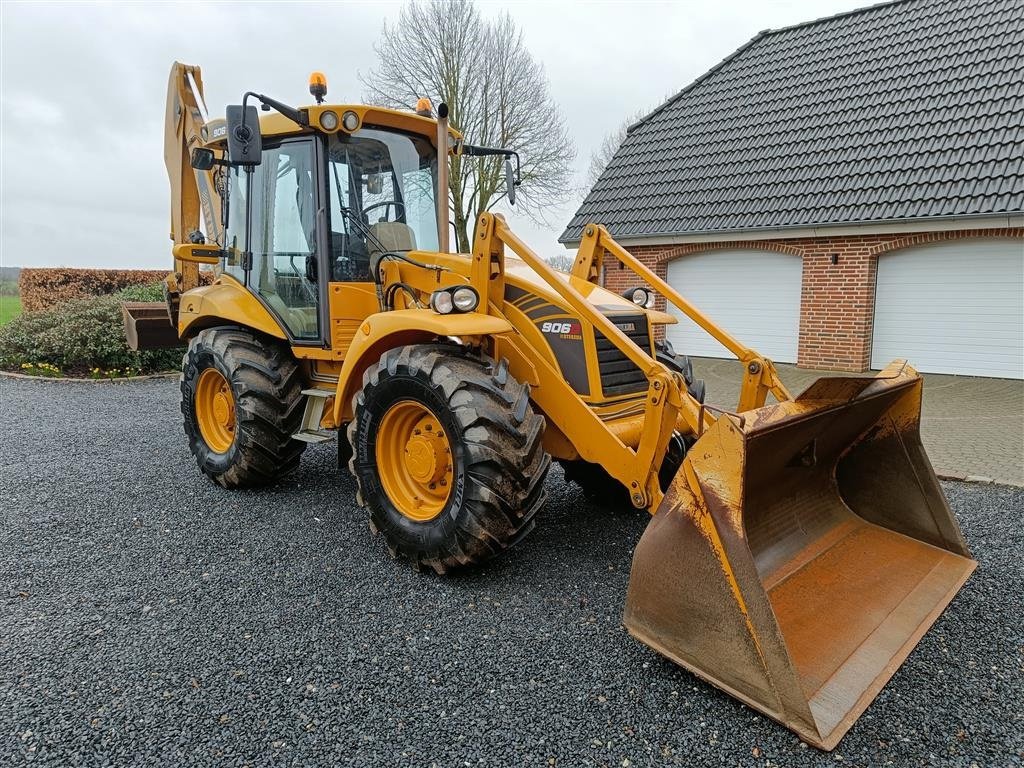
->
[472,214,796,511]
[571,224,792,412]
[473,213,685,511]
[165,62,223,292]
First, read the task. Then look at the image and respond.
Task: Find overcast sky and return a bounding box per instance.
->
[0,0,866,270]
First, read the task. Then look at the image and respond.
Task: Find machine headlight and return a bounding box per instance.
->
[319,110,339,131]
[430,286,479,314]
[451,286,479,312]
[342,110,360,131]
[430,290,455,314]
[625,286,655,309]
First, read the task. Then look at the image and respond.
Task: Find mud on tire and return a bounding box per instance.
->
[181,327,306,488]
[348,345,550,574]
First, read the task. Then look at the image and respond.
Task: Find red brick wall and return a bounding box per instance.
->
[598,227,1024,371]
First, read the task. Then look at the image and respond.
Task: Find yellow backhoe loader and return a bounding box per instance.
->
[127,62,976,750]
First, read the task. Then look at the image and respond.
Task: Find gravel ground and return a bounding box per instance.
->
[1,377,1021,767]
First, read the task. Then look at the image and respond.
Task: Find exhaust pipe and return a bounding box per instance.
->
[436,103,450,253]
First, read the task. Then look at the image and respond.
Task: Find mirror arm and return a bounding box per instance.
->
[243,91,309,128]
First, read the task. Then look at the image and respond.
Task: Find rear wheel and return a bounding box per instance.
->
[348,345,550,574]
[181,328,306,488]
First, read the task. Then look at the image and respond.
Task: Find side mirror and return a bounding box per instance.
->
[225,104,262,166]
[505,158,516,206]
[366,173,384,195]
[190,147,215,171]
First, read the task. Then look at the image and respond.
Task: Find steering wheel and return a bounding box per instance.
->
[362,200,405,222]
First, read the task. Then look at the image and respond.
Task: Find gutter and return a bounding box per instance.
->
[559,212,1024,248]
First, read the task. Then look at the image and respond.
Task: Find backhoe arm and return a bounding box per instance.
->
[165,62,222,292]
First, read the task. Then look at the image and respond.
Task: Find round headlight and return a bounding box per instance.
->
[430,290,454,314]
[630,287,649,306]
[451,286,479,312]
[342,110,360,131]
[319,110,339,131]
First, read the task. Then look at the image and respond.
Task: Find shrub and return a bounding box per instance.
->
[18,268,170,312]
[0,283,183,375]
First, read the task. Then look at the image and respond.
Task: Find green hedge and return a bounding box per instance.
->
[0,283,183,376]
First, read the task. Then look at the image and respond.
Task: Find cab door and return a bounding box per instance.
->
[222,137,326,345]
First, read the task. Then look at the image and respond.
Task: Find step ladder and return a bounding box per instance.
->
[292,389,335,444]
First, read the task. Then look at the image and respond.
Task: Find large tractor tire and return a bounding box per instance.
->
[181,328,306,488]
[347,345,550,574]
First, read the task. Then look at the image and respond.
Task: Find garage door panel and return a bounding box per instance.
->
[871,239,1023,379]
[665,249,802,363]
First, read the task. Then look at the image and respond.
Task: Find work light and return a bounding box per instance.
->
[430,290,455,314]
[625,287,655,309]
[451,286,479,312]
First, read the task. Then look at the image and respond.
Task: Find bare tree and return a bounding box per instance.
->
[361,0,576,253]
[586,110,647,189]
[545,252,575,272]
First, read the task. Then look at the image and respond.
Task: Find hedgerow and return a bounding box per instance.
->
[18,268,170,312]
[0,283,183,375]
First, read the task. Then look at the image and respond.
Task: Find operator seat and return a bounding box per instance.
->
[367,222,417,276]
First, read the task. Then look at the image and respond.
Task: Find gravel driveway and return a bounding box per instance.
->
[1,377,1021,767]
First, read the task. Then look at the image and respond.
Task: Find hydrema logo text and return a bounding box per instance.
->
[541,320,582,340]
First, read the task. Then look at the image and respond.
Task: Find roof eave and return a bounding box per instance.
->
[558,211,1024,246]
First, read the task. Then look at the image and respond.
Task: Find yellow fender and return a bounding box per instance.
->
[178,279,287,341]
[332,309,514,424]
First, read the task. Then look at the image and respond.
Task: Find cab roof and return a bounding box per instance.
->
[203,103,462,149]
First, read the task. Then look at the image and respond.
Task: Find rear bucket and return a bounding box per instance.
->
[122,302,180,351]
[624,362,976,750]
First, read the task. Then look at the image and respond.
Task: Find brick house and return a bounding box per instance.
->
[561,0,1024,379]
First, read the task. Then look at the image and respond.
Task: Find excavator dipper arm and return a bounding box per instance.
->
[165,62,222,292]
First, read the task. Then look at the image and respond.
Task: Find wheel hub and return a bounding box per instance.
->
[404,429,448,485]
[376,401,453,522]
[195,368,236,454]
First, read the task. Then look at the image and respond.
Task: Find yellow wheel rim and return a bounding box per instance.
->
[195,367,236,454]
[376,400,453,522]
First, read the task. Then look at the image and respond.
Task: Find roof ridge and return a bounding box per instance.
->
[764,0,914,36]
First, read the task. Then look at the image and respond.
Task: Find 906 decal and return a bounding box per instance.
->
[540,320,582,340]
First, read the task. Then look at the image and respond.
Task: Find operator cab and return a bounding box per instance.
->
[203,72,515,348]
[213,109,443,344]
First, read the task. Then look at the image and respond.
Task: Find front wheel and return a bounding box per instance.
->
[348,345,550,574]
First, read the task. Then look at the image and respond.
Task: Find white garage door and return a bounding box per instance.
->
[871,239,1024,379]
[665,249,802,363]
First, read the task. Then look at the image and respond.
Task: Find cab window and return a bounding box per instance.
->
[326,128,439,281]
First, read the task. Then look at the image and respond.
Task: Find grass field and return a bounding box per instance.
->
[0,295,22,326]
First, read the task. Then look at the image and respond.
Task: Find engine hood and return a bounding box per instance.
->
[502,256,677,325]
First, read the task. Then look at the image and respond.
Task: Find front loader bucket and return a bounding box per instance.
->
[624,362,976,750]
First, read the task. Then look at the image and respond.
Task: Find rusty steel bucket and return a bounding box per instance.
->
[624,362,976,750]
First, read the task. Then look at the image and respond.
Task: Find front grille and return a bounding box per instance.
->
[595,314,652,397]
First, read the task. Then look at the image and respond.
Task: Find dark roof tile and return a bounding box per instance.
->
[562,0,1024,241]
